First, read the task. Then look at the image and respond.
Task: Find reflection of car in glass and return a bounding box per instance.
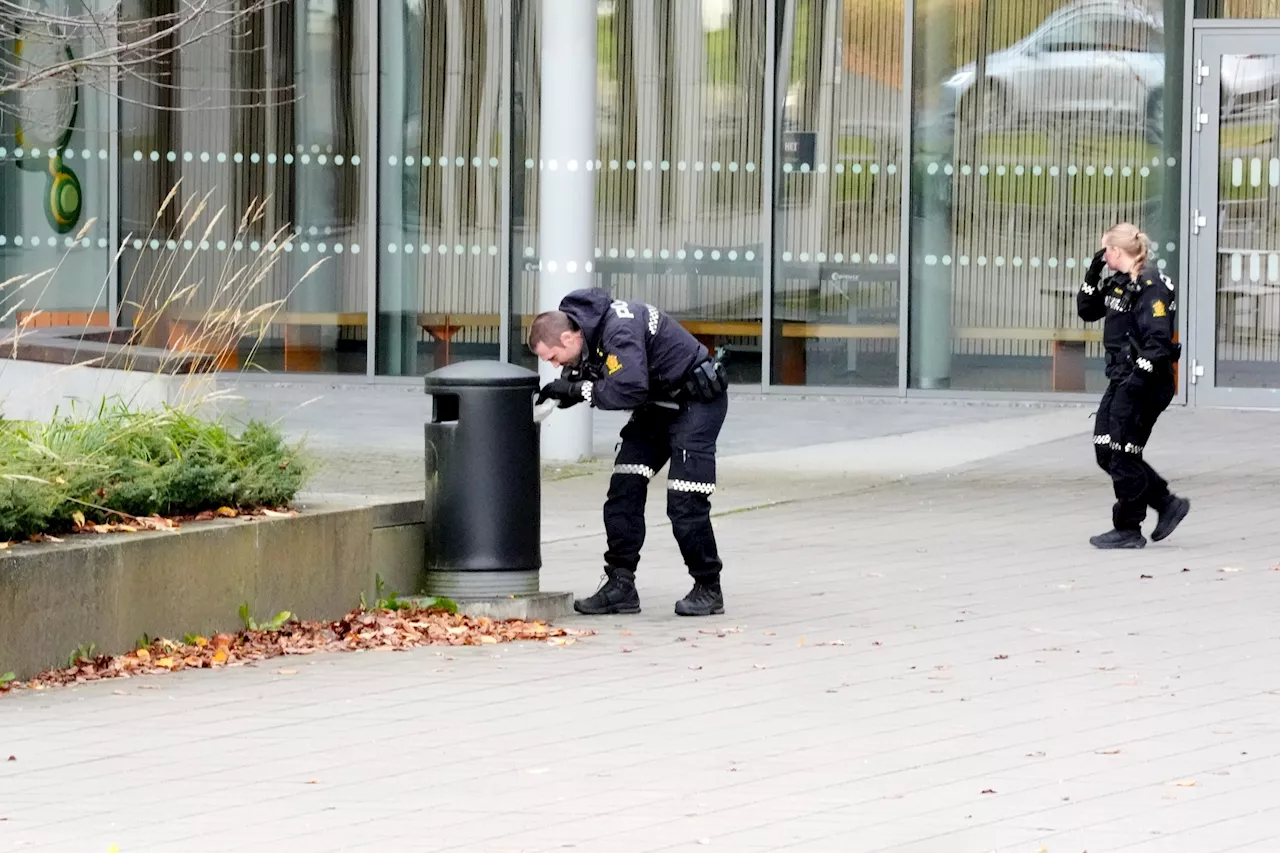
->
[942,1,1166,140]
[940,0,1278,144]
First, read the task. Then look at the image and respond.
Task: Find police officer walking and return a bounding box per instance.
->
[529,288,730,616]
[1078,222,1191,549]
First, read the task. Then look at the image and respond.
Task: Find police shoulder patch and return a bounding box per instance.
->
[1152,300,1167,318]
[605,353,623,375]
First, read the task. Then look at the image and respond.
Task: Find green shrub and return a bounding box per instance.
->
[0,399,311,541]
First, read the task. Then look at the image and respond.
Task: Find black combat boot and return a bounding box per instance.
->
[573,567,640,615]
[674,578,724,617]
[1089,528,1147,549]
[1151,495,1190,542]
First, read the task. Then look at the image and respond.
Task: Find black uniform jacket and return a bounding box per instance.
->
[560,288,709,411]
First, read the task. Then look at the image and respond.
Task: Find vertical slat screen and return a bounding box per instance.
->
[116,0,370,373]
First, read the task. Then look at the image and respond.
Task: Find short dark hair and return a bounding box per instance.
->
[527,310,579,350]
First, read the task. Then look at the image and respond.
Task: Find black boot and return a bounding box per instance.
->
[1089,528,1147,549]
[1151,495,1190,542]
[675,579,724,617]
[574,568,640,615]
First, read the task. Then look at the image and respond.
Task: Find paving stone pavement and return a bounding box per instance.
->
[5,391,1280,852]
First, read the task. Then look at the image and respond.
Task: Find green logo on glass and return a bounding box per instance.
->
[13,19,83,235]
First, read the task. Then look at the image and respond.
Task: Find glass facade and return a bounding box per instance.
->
[380,0,504,376]
[911,0,1183,392]
[4,0,1279,400]
[1,0,116,330]
[511,0,767,386]
[773,0,905,387]
[112,0,371,373]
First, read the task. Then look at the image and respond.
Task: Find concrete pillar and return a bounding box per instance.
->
[537,0,597,462]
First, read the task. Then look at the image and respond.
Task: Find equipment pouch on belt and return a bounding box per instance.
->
[682,359,728,403]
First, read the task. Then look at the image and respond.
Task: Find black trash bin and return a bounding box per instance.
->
[423,360,542,598]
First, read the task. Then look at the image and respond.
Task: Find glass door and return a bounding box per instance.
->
[1189,28,1280,405]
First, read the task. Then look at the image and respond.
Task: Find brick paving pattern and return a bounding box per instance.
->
[3,385,1280,852]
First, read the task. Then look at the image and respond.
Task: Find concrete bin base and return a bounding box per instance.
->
[412,592,574,623]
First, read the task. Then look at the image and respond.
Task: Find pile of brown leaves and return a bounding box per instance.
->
[0,605,591,695]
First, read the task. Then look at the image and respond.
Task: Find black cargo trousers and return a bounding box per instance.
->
[1093,374,1176,530]
[603,393,729,582]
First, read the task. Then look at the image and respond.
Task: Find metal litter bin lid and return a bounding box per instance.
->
[423,360,540,389]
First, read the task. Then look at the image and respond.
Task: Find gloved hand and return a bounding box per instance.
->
[537,377,585,408]
[1085,248,1107,285]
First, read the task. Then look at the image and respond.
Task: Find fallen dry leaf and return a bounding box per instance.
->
[1140,574,1154,580]
[0,604,592,695]
[277,669,298,675]
[5,756,13,761]
[981,788,996,794]
[1173,779,1197,787]
[0,542,10,550]
[1096,749,1123,755]
[260,508,297,518]
[215,507,239,518]
[71,511,86,528]
[994,654,1009,660]
[1219,567,1242,573]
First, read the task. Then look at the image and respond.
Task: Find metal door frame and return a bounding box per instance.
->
[1189,24,1280,407]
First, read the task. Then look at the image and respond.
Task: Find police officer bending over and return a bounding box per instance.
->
[529,288,730,616]
[1078,222,1191,549]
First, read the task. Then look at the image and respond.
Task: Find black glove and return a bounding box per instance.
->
[1085,248,1107,285]
[537,378,585,409]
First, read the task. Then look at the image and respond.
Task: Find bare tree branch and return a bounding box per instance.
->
[0,0,292,120]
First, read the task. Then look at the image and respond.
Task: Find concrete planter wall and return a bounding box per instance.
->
[0,501,426,680]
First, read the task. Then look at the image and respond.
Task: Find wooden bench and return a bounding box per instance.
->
[955,327,1104,392]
